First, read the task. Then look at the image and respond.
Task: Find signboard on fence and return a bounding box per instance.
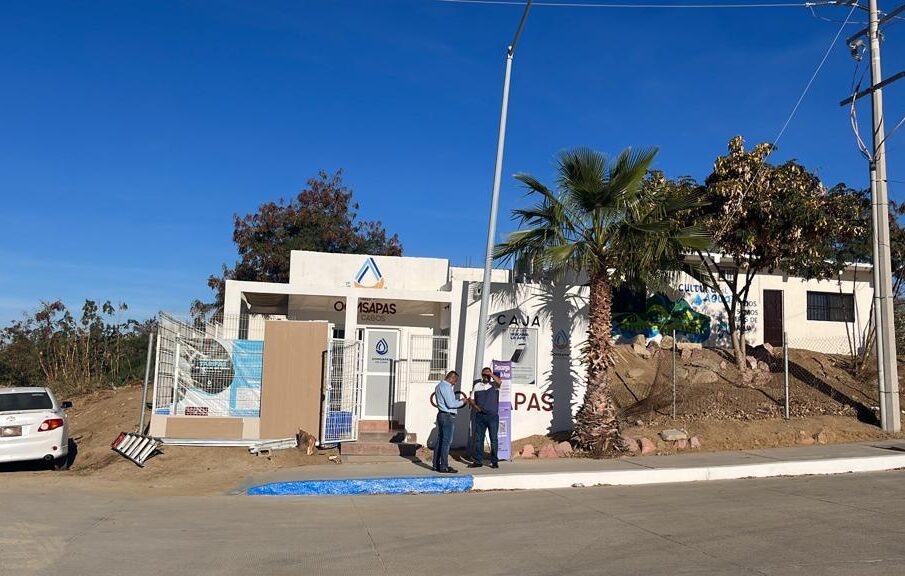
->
[492,360,513,461]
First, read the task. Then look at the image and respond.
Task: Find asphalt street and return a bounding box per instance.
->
[2,471,904,576]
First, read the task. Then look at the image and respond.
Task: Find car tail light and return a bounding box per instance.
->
[37,418,64,432]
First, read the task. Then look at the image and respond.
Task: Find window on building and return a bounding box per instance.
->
[806,292,855,322]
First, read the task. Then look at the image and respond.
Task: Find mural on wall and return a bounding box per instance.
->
[612,293,712,343]
[676,281,758,345]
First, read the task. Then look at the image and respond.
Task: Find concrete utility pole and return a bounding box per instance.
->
[474,0,532,381]
[842,0,904,432]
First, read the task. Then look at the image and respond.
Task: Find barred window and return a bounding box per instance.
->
[806,292,854,322]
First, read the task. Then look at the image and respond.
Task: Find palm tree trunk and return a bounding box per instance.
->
[573,271,620,455]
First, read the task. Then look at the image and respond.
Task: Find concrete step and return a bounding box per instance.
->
[357,430,417,444]
[341,441,421,457]
[342,454,425,464]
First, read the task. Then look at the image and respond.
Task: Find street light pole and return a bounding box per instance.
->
[473,0,532,381]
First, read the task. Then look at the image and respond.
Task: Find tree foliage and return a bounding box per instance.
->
[683,136,866,367]
[0,300,154,396]
[196,170,402,317]
[495,147,709,455]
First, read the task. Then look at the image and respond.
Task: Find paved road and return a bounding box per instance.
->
[2,471,904,576]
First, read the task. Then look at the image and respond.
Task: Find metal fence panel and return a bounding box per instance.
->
[321,340,363,445]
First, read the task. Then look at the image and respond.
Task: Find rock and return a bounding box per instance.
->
[815,429,836,445]
[692,369,719,385]
[681,348,692,360]
[762,342,775,355]
[622,436,640,454]
[554,441,574,457]
[675,438,688,450]
[520,444,535,458]
[757,360,771,373]
[631,334,647,347]
[635,419,644,427]
[632,343,652,358]
[676,342,703,351]
[660,335,674,350]
[742,370,754,384]
[627,368,646,380]
[660,428,688,442]
[746,355,758,370]
[720,360,728,371]
[538,444,559,459]
[647,340,660,351]
[640,437,657,455]
[689,436,702,449]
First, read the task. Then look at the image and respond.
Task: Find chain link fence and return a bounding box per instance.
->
[614,332,885,424]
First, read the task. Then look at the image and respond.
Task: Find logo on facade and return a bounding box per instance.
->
[375,337,389,356]
[354,257,385,288]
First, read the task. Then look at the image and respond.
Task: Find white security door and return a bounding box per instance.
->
[363,329,399,420]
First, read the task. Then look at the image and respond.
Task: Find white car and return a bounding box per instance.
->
[0,387,72,470]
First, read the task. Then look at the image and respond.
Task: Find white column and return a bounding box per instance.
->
[344,296,358,342]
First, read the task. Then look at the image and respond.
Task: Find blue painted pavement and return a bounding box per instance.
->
[247,475,474,496]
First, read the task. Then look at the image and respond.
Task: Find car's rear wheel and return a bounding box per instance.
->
[52,456,70,471]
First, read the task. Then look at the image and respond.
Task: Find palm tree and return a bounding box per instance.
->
[494,148,709,455]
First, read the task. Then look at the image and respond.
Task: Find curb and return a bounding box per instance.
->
[471,454,905,491]
[245,453,905,496]
[247,475,474,496]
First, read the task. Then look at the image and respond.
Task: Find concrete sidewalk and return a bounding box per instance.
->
[244,440,905,496]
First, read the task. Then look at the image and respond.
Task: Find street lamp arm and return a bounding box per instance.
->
[508,0,533,58]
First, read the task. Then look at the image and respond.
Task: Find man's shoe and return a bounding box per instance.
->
[490,462,499,469]
[467,463,482,468]
[442,467,458,474]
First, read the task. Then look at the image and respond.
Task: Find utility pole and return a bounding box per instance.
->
[841,0,905,432]
[473,0,532,381]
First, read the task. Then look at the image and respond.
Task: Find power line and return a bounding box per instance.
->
[737,2,858,198]
[437,0,808,8]
[766,3,858,152]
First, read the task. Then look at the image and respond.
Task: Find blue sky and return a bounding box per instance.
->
[1,0,903,324]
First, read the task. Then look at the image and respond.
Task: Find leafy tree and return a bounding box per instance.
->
[682,137,866,369]
[495,148,709,455]
[0,300,154,396]
[195,170,402,318]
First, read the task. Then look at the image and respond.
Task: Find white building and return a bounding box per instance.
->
[148,250,873,448]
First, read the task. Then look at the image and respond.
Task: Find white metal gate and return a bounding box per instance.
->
[320,340,363,445]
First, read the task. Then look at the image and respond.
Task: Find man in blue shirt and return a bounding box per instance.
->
[469,367,502,468]
[433,370,470,473]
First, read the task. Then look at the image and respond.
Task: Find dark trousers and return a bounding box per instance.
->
[472,411,499,465]
[433,412,455,471]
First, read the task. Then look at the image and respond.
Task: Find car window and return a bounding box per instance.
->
[0,392,54,412]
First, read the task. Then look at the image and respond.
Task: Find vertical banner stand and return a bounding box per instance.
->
[492,360,513,461]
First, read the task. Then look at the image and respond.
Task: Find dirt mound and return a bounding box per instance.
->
[4,385,335,495]
[609,344,901,427]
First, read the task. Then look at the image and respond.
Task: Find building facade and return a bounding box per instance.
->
[148,250,873,448]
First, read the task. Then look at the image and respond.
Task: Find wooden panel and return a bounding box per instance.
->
[165,417,244,439]
[763,289,784,347]
[259,321,328,439]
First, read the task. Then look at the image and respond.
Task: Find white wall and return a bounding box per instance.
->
[405,281,589,448]
[289,251,451,291]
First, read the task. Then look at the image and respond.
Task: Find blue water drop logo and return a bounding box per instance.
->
[552,329,569,349]
[375,338,389,356]
[693,295,703,307]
